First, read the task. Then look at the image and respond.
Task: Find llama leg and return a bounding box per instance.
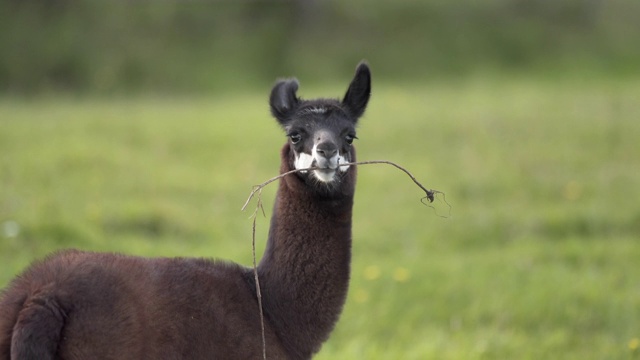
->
[11,292,66,360]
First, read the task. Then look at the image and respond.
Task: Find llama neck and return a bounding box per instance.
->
[255,144,355,359]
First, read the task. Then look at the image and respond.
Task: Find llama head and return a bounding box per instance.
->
[269,62,371,188]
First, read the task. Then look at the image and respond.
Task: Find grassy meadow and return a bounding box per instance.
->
[1,76,639,358]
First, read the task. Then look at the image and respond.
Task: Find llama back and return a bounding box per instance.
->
[0,250,287,359]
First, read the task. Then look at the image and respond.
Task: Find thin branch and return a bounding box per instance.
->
[345,160,437,202]
[241,167,308,211]
[242,160,450,216]
[249,189,267,360]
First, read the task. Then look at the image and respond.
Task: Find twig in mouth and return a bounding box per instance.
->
[241,160,450,216]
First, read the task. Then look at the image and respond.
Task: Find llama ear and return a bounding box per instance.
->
[270,79,300,124]
[342,61,371,120]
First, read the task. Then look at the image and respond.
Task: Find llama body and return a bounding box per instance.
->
[0,251,287,359]
[0,63,371,360]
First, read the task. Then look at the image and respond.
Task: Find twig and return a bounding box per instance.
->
[249,189,267,360]
[241,167,310,211]
[242,160,450,215]
[242,159,449,359]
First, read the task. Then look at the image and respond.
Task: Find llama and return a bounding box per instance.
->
[0,62,371,360]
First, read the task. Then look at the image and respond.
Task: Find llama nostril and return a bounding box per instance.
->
[316,146,337,159]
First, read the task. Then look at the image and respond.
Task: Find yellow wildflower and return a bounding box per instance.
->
[364,265,381,281]
[393,267,411,282]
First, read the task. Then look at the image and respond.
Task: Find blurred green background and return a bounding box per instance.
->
[1,0,640,358]
[2,0,639,94]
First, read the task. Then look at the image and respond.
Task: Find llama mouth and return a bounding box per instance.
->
[315,168,336,174]
[311,159,339,171]
[315,164,338,171]
[312,168,337,183]
[293,154,345,182]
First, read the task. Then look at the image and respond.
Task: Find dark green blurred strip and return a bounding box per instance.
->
[1,0,638,94]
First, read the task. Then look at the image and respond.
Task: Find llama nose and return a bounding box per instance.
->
[316,143,338,159]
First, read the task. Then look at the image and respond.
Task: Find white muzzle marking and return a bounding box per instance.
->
[294,144,350,183]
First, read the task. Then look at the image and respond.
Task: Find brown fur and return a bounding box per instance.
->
[0,62,371,360]
[0,250,288,359]
[255,144,356,359]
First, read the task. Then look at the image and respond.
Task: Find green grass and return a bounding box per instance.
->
[1,76,640,358]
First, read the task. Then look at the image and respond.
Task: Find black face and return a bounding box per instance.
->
[269,62,371,187]
[283,104,357,183]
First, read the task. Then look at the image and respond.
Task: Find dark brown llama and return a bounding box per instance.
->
[0,62,371,360]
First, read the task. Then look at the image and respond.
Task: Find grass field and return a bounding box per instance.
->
[1,76,639,358]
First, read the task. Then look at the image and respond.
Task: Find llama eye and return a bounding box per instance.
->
[345,134,357,145]
[289,133,302,144]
